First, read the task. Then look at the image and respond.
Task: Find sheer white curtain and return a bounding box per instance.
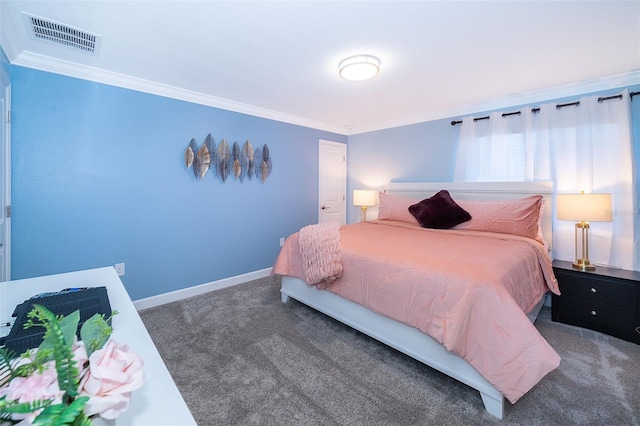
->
[454,111,530,182]
[455,90,637,270]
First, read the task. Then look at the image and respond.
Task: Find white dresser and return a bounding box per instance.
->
[0,267,196,426]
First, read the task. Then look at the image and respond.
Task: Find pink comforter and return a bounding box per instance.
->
[272,220,561,404]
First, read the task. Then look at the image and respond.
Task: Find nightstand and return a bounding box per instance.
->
[551,259,640,344]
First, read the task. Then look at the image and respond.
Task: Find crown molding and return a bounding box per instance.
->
[9,51,640,137]
[10,51,349,136]
[350,70,640,135]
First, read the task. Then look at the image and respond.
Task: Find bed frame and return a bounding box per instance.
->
[280,181,554,419]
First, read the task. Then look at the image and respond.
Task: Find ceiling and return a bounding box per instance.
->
[1,1,639,135]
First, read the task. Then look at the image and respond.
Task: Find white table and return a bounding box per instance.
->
[0,267,196,426]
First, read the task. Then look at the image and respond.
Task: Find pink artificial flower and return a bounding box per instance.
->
[79,339,144,420]
[0,360,63,425]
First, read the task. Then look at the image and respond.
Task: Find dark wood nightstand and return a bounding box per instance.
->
[551,259,640,344]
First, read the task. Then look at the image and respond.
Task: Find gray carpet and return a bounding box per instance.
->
[139,276,640,425]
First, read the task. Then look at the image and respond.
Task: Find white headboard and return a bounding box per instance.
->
[384,181,554,251]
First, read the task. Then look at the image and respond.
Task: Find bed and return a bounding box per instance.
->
[272,181,560,419]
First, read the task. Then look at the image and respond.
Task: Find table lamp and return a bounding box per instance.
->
[557,191,612,270]
[353,190,377,222]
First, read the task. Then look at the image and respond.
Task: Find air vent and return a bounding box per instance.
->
[23,13,101,55]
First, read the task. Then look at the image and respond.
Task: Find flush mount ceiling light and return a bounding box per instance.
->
[338,55,380,81]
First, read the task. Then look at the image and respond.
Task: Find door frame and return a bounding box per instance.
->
[0,64,11,282]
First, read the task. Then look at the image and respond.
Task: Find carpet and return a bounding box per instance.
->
[140,276,640,425]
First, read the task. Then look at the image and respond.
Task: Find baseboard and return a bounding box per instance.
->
[133,268,272,311]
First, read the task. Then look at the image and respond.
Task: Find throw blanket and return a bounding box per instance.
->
[298,222,342,288]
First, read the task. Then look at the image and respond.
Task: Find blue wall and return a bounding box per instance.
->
[10,64,640,296]
[10,66,346,299]
[347,86,640,223]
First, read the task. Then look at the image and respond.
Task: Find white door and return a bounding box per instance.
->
[318,140,346,224]
[0,68,10,282]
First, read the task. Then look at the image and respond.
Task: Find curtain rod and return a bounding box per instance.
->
[556,101,580,109]
[451,91,634,126]
[502,111,521,118]
[598,94,622,103]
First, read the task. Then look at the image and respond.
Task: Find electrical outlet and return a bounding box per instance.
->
[114,263,125,276]
[280,237,285,247]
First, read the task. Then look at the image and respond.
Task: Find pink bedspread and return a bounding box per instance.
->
[272,220,561,404]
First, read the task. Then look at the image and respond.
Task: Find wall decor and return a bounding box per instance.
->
[232,141,248,181]
[204,133,217,180]
[254,146,262,180]
[183,136,272,184]
[188,138,200,178]
[184,139,195,171]
[217,139,230,182]
[196,142,210,180]
[260,144,272,183]
[243,140,254,180]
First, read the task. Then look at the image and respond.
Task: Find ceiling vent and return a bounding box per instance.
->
[23,13,101,55]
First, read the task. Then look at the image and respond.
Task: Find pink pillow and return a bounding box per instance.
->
[454,196,546,245]
[377,192,419,224]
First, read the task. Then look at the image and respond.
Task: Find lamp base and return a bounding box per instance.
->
[360,206,367,222]
[573,259,596,271]
[572,221,596,271]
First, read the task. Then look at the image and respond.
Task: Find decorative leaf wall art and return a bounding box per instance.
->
[259,144,272,183]
[232,142,249,181]
[205,134,218,180]
[196,143,210,180]
[243,140,254,180]
[183,136,272,184]
[185,139,195,171]
[188,138,200,178]
[217,139,231,182]
[254,146,262,180]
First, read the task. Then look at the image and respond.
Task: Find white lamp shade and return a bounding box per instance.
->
[339,55,380,81]
[557,193,612,222]
[353,190,377,207]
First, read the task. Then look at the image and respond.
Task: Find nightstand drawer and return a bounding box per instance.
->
[552,260,640,344]
[559,295,636,330]
[554,272,636,309]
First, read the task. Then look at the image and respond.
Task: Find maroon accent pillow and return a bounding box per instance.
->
[408,190,472,229]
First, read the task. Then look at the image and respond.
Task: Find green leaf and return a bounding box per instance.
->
[58,396,89,424]
[32,402,65,425]
[32,396,89,426]
[0,347,19,385]
[80,313,112,358]
[39,311,80,354]
[1,399,33,422]
[29,305,81,402]
[1,395,53,417]
[72,415,93,426]
[59,311,81,347]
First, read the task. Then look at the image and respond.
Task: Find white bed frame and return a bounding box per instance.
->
[280,181,554,419]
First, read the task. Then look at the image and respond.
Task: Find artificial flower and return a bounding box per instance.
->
[0,360,62,425]
[79,339,145,419]
[0,305,144,425]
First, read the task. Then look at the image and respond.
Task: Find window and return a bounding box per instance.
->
[454,90,637,270]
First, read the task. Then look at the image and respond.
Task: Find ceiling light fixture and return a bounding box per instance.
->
[339,55,380,81]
